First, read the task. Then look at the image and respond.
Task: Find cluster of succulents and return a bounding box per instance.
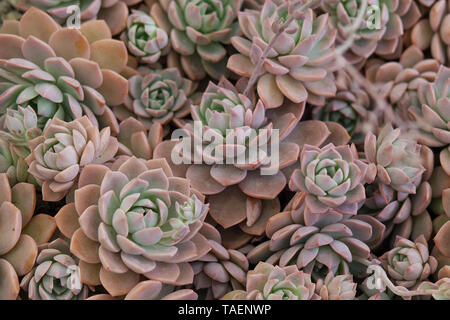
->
[0,0,449,302]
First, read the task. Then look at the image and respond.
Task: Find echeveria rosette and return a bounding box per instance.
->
[61,157,212,297]
[151,0,242,81]
[408,66,450,173]
[0,106,42,157]
[20,239,88,300]
[315,272,357,300]
[247,192,385,279]
[365,124,425,195]
[192,222,248,299]
[0,173,56,299]
[289,143,368,216]
[222,262,320,300]
[412,0,450,65]
[121,10,170,65]
[381,235,437,288]
[0,136,35,186]
[16,0,136,35]
[227,0,338,108]
[0,7,129,135]
[322,0,389,66]
[313,70,370,143]
[25,116,119,202]
[114,68,195,127]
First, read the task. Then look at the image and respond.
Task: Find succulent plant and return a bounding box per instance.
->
[0,136,34,185]
[247,192,385,278]
[313,70,370,143]
[411,0,450,65]
[222,261,320,300]
[0,173,56,299]
[365,124,425,195]
[315,272,357,300]
[124,280,198,300]
[57,157,211,297]
[113,68,195,127]
[0,106,42,156]
[20,238,89,300]
[366,46,440,119]
[322,0,389,67]
[192,222,248,299]
[289,143,369,216]
[416,277,450,300]
[227,0,337,108]
[16,0,134,35]
[408,66,450,172]
[150,0,242,80]
[373,0,421,60]
[0,7,129,135]
[121,10,170,65]
[380,235,437,288]
[26,116,119,201]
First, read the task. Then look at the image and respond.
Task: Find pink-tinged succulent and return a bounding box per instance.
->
[380,235,437,288]
[289,143,369,216]
[20,238,89,300]
[57,157,211,297]
[0,136,34,185]
[227,0,337,108]
[222,261,320,300]
[313,70,370,144]
[408,66,450,172]
[366,46,440,119]
[191,222,248,299]
[25,116,119,202]
[16,0,134,35]
[150,0,242,80]
[0,173,56,299]
[411,0,450,65]
[365,124,425,195]
[114,68,195,127]
[322,0,390,67]
[0,7,129,135]
[361,126,433,247]
[117,117,163,160]
[0,106,41,185]
[315,272,357,300]
[247,192,385,278]
[373,0,421,60]
[121,10,170,65]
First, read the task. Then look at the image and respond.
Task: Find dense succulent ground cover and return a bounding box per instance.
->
[0,0,449,300]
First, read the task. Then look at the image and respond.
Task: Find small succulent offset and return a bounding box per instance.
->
[381,236,437,288]
[20,239,88,300]
[121,10,170,65]
[290,143,368,216]
[222,262,319,300]
[151,0,242,80]
[315,272,357,300]
[114,68,195,127]
[228,0,337,109]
